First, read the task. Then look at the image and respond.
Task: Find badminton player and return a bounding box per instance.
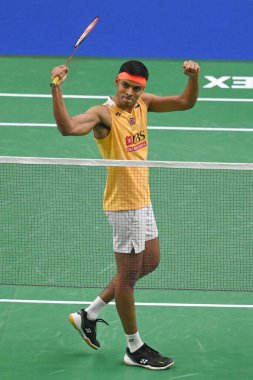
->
[51,59,200,370]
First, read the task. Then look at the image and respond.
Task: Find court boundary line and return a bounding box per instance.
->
[1,93,253,102]
[1,122,253,132]
[1,91,252,132]
[0,299,253,308]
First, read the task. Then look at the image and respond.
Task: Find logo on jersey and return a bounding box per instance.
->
[127,142,147,152]
[125,131,146,152]
[126,136,133,145]
[128,117,135,126]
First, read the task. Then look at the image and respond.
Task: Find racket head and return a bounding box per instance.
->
[74,16,99,48]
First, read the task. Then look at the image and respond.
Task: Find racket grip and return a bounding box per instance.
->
[50,76,60,88]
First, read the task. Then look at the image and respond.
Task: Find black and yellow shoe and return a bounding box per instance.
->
[69,309,108,350]
[124,343,174,370]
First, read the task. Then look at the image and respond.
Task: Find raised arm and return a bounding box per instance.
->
[142,60,200,112]
[51,65,108,136]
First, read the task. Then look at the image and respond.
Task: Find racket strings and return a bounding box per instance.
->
[74,17,99,48]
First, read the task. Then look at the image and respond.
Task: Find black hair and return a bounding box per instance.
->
[118,60,149,81]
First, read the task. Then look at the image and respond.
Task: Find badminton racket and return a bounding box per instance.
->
[50,16,99,87]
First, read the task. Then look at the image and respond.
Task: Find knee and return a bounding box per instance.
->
[139,256,160,279]
[117,269,140,288]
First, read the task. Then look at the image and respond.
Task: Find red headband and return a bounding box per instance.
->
[117,72,147,87]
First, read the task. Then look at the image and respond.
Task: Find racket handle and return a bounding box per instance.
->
[50,76,60,88]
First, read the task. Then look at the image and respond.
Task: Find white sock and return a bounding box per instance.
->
[126,331,144,353]
[85,296,107,320]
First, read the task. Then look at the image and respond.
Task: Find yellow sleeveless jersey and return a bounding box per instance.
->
[94,97,151,211]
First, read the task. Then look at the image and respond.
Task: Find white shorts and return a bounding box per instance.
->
[105,204,158,254]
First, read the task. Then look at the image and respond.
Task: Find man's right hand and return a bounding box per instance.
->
[51,65,68,87]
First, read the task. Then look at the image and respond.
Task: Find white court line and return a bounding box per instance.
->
[0,93,252,131]
[0,122,56,127]
[198,98,253,103]
[0,299,253,308]
[0,122,253,132]
[148,126,253,132]
[0,93,253,102]
[0,93,107,99]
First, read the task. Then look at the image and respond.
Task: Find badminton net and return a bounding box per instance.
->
[1,156,253,292]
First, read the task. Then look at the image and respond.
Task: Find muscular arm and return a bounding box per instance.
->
[52,86,103,136]
[141,60,200,112]
[51,65,110,136]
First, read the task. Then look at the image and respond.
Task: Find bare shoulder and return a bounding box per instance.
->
[86,104,111,128]
[140,93,154,108]
[86,104,110,118]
